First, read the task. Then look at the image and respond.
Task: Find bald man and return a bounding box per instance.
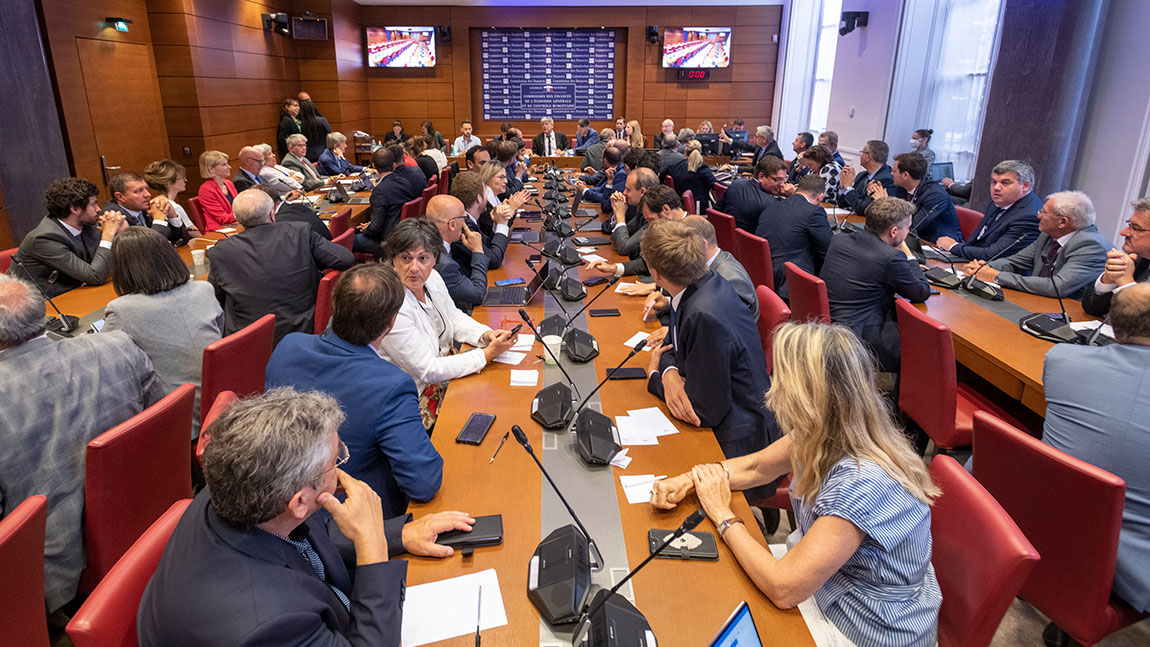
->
[426,195,488,313]
[233,146,268,193]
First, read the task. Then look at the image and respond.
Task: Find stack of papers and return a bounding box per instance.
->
[581,253,608,263]
[620,474,666,505]
[575,246,595,254]
[401,569,508,647]
[510,370,538,386]
[1069,320,1115,339]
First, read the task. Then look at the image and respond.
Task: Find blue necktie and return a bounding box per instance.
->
[669,302,679,351]
[264,530,351,612]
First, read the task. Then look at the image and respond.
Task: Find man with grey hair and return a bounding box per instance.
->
[254,143,305,196]
[819,130,845,166]
[608,167,661,259]
[0,274,163,615]
[963,190,1112,298]
[581,128,615,173]
[208,188,353,344]
[1082,197,1150,316]
[281,133,328,191]
[935,159,1041,260]
[138,388,476,645]
[720,124,784,173]
[653,119,676,149]
[318,131,365,177]
[532,116,569,156]
[657,133,685,172]
[232,146,267,193]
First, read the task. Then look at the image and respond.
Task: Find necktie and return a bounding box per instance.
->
[546,135,552,156]
[977,206,1002,240]
[264,530,351,612]
[669,302,679,351]
[302,157,319,179]
[1039,239,1061,277]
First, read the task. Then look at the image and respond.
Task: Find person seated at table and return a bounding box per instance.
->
[819,130,846,167]
[787,131,814,184]
[208,189,353,344]
[532,116,568,156]
[266,264,443,517]
[495,140,528,194]
[375,219,517,427]
[426,195,488,314]
[642,215,758,319]
[577,146,627,213]
[574,118,599,150]
[651,322,941,647]
[196,150,239,232]
[356,147,416,258]
[144,159,202,238]
[137,388,477,646]
[275,97,301,158]
[588,185,689,283]
[795,144,844,206]
[962,190,1112,299]
[7,178,124,295]
[252,143,305,196]
[698,120,714,135]
[934,160,1041,261]
[661,139,718,212]
[251,185,330,240]
[656,133,685,172]
[653,119,676,150]
[821,197,931,373]
[419,120,448,153]
[1082,198,1150,317]
[407,135,439,182]
[837,140,904,216]
[607,167,661,260]
[624,120,645,149]
[281,134,328,192]
[421,135,449,173]
[232,146,267,194]
[720,125,784,173]
[450,170,510,269]
[883,152,961,243]
[103,171,190,245]
[104,226,222,434]
[446,143,492,180]
[317,132,365,177]
[383,119,409,144]
[477,160,529,237]
[452,119,482,155]
[641,220,780,497]
[0,274,162,617]
[756,174,833,300]
[677,128,696,149]
[715,156,791,232]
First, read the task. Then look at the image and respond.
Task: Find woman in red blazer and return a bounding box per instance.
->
[197,150,238,231]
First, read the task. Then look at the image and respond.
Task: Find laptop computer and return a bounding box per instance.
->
[930,162,954,181]
[510,229,541,244]
[482,260,549,307]
[707,601,763,647]
[332,181,371,205]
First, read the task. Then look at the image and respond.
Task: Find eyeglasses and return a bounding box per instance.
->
[324,441,350,473]
[1126,219,1150,234]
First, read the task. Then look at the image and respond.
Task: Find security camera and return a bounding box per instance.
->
[839,11,869,36]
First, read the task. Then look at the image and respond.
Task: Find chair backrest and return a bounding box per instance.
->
[328,207,351,239]
[755,286,790,374]
[664,175,676,191]
[733,228,774,292]
[400,197,422,221]
[437,168,450,195]
[195,390,238,466]
[66,499,192,647]
[332,228,353,253]
[0,248,16,274]
[971,411,1135,645]
[0,495,49,647]
[930,455,1040,647]
[705,208,738,255]
[681,189,696,215]
[185,197,206,232]
[81,384,194,594]
[895,299,961,448]
[711,181,727,203]
[314,269,341,335]
[420,184,437,215]
[782,262,830,323]
[199,313,274,425]
[955,206,982,240]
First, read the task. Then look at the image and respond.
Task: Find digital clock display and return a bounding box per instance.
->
[677,69,710,80]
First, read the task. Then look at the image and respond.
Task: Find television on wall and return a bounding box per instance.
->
[661,27,731,68]
[366,26,436,68]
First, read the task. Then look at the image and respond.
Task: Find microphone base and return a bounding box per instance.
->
[573,590,654,647]
[563,328,600,363]
[1018,313,1079,344]
[47,314,80,334]
[559,276,588,302]
[531,382,574,429]
[963,278,1004,301]
[538,314,568,339]
[574,409,621,465]
[528,524,593,626]
[924,267,961,290]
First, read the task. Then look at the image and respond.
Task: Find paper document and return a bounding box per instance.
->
[216,227,237,233]
[1069,320,1115,339]
[623,331,652,349]
[616,416,659,446]
[581,253,608,263]
[616,282,640,293]
[575,246,595,253]
[493,351,527,365]
[510,334,536,352]
[510,370,539,386]
[620,474,666,505]
[627,407,679,436]
[610,447,632,469]
[767,544,857,647]
[401,568,508,647]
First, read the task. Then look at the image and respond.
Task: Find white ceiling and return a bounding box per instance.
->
[352,0,779,5]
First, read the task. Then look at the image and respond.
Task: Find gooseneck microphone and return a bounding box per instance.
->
[561,276,619,334]
[920,240,962,290]
[1018,269,1079,343]
[557,276,619,363]
[11,257,78,333]
[519,308,579,429]
[569,340,648,465]
[962,234,1026,300]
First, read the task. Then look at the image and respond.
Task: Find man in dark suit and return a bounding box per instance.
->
[587,184,687,280]
[233,146,267,193]
[282,134,328,191]
[888,152,962,243]
[387,143,432,197]
[532,116,569,156]
[642,219,781,498]
[266,265,443,517]
[251,185,330,240]
[653,119,676,150]
[963,190,1112,299]
[8,177,124,296]
[819,130,845,167]
[935,160,1040,260]
[1082,198,1150,316]
[581,129,613,173]
[578,146,627,213]
[495,140,529,195]
[656,134,685,173]
[137,388,476,646]
[684,215,758,317]
[208,189,353,344]
[356,147,416,258]
[101,171,191,245]
[607,168,661,261]
[837,139,905,215]
[427,195,488,313]
[821,197,931,372]
[786,131,814,183]
[755,174,833,300]
[715,156,790,232]
[719,125,784,174]
[574,118,600,150]
[450,171,509,269]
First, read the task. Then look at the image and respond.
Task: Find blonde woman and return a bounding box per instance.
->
[652,322,941,647]
[698,120,714,135]
[661,139,717,212]
[625,120,645,149]
[195,150,237,231]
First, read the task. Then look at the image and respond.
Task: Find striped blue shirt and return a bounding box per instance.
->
[792,457,940,647]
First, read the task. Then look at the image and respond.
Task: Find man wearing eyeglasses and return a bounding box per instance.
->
[426,195,488,313]
[1082,198,1150,317]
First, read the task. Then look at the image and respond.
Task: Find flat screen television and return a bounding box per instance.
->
[662,27,731,68]
[366,27,436,68]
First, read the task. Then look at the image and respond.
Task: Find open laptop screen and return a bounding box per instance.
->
[708,602,763,647]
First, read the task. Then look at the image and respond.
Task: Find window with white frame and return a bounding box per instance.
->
[808,0,843,134]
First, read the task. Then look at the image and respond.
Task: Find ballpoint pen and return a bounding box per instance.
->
[490,431,510,464]
[475,585,483,647]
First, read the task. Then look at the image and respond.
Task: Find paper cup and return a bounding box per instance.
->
[191,249,206,266]
[541,335,563,364]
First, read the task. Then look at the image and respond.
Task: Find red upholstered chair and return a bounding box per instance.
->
[185,197,207,232]
[420,183,437,216]
[895,300,1024,449]
[972,412,1148,646]
[332,228,353,253]
[0,248,15,274]
[0,495,49,647]
[711,181,727,203]
[328,207,351,239]
[66,499,192,647]
[400,197,422,221]
[79,384,194,594]
[524,140,533,150]
[438,168,450,195]
[956,206,983,240]
[314,269,341,334]
[755,286,790,374]
[195,390,238,466]
[734,229,774,292]
[681,189,696,214]
[930,455,1040,647]
[783,262,830,323]
[665,176,676,191]
[199,313,274,425]
[705,208,737,255]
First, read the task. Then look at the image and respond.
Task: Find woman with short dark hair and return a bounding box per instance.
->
[104,227,223,434]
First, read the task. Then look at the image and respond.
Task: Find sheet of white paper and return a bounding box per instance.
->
[510,335,536,352]
[610,447,632,469]
[493,350,527,365]
[1069,320,1115,339]
[767,545,856,647]
[575,246,595,253]
[510,370,539,386]
[400,568,508,647]
[581,253,608,263]
[620,474,666,505]
[216,227,237,233]
[616,282,639,293]
[627,407,679,436]
[616,416,659,446]
[623,331,651,349]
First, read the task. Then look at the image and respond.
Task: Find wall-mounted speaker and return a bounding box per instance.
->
[438,25,452,43]
[646,26,659,44]
[291,16,328,40]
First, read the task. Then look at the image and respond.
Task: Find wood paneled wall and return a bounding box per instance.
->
[294,0,370,137]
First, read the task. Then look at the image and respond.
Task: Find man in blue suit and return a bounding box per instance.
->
[574,118,600,150]
[138,388,474,646]
[837,140,905,215]
[317,132,365,177]
[715,156,790,232]
[755,174,833,300]
[578,146,627,213]
[642,219,781,498]
[934,160,1041,260]
[821,197,931,373]
[426,195,488,313]
[888,152,962,243]
[266,263,443,517]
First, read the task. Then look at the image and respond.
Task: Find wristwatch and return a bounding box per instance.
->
[716,517,744,538]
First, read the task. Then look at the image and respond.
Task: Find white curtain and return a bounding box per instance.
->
[808,0,843,133]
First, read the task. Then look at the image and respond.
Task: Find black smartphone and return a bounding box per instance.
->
[647,529,719,561]
[509,323,523,336]
[455,412,496,445]
[607,367,647,380]
[589,308,620,317]
[583,276,608,286]
[436,514,504,549]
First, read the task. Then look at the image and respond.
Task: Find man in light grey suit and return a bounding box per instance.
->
[281,133,327,191]
[657,134,685,173]
[0,275,164,612]
[963,190,1112,298]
